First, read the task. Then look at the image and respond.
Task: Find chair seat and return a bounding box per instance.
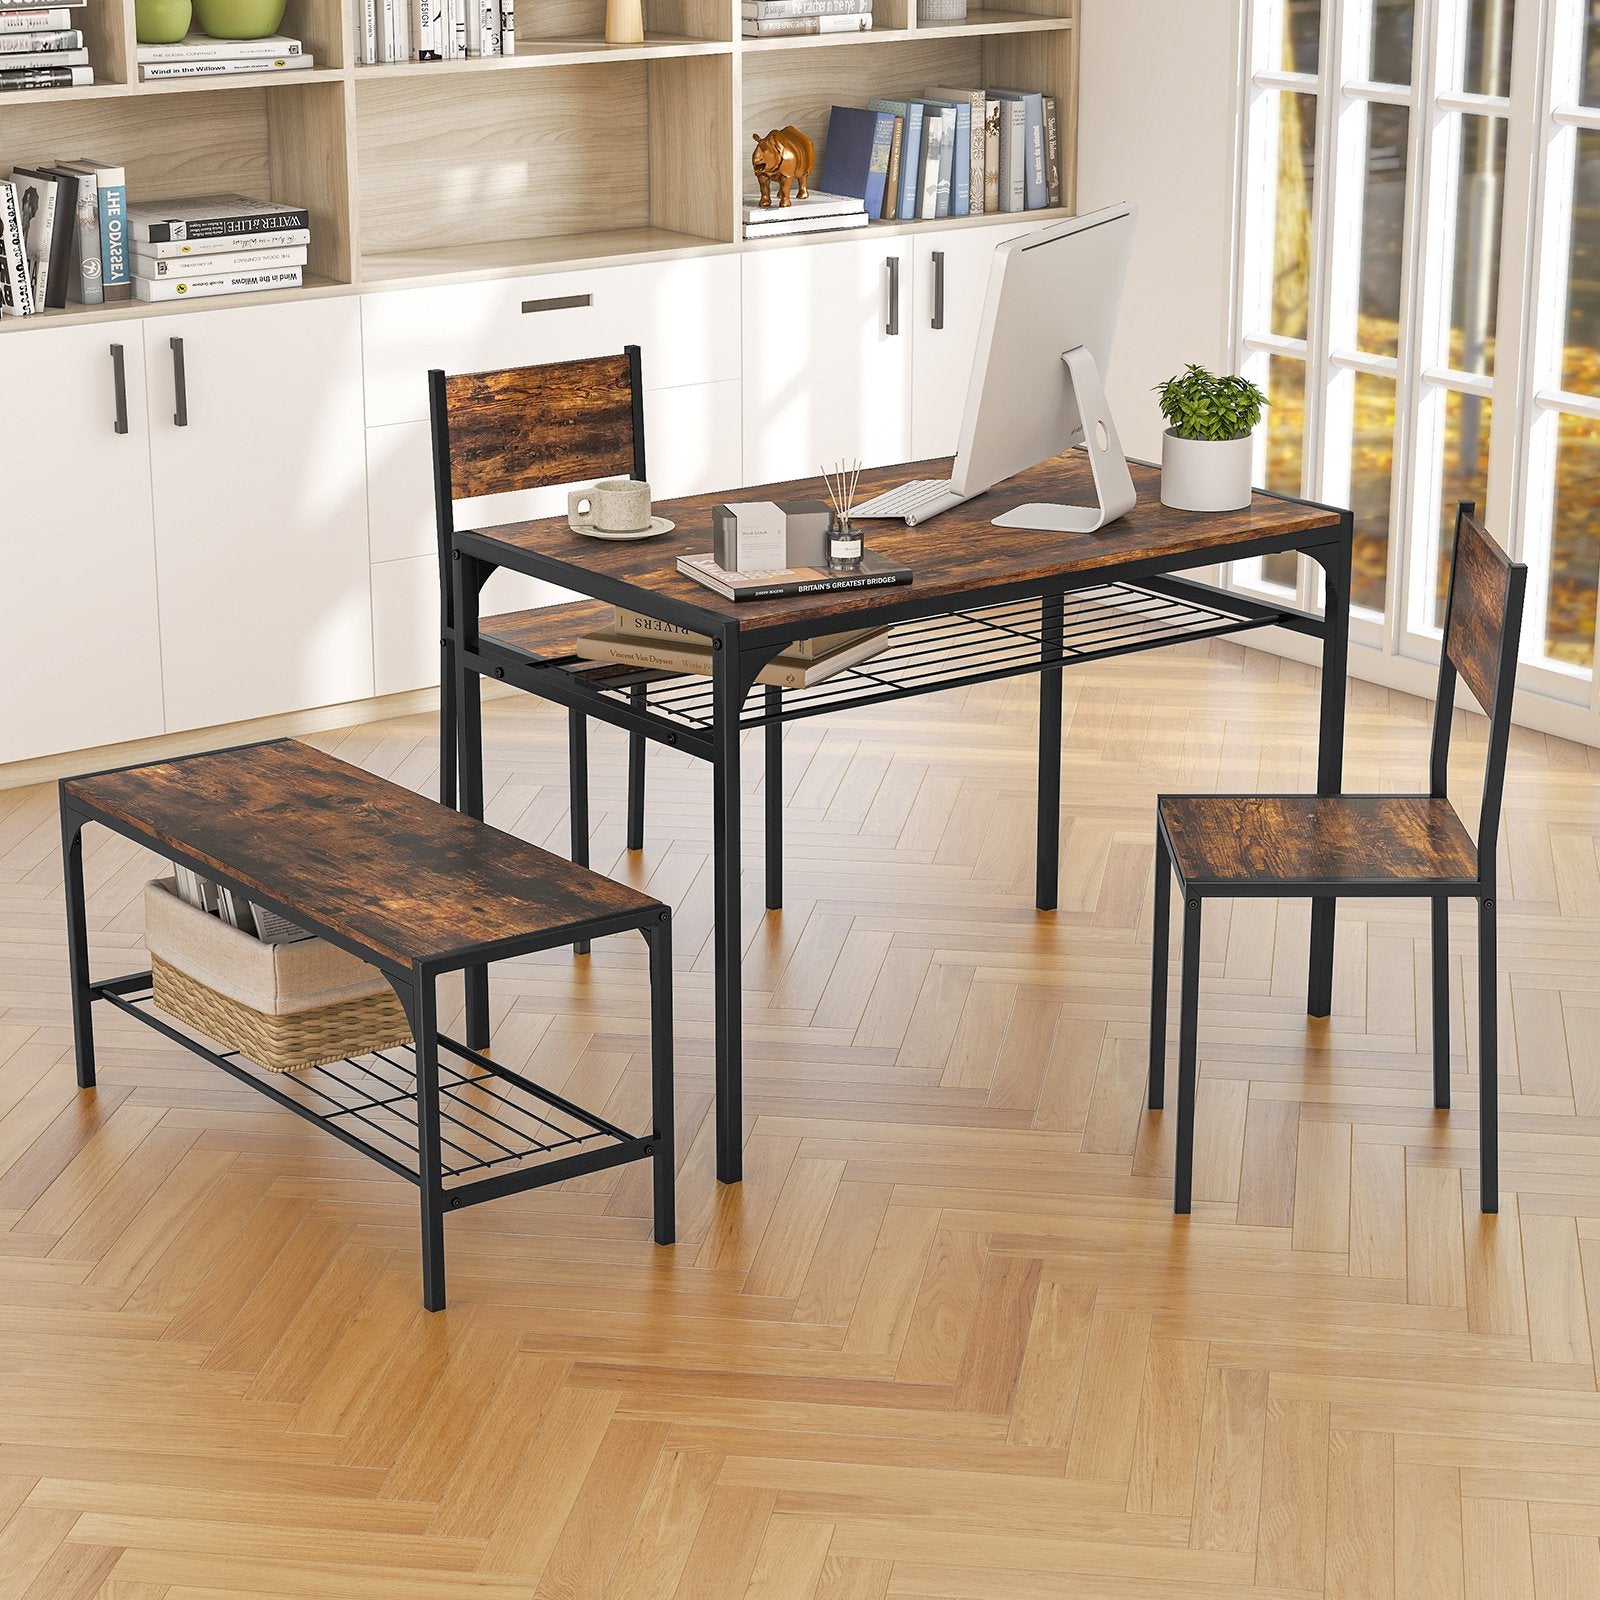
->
[481,598,616,661]
[1159,793,1479,892]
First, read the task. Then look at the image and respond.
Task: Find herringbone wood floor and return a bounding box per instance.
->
[2,639,1599,1598]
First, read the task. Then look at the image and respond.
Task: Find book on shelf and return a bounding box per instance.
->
[742,0,869,11]
[742,189,864,225]
[918,103,946,218]
[136,31,302,59]
[499,0,513,52]
[577,622,894,688]
[141,53,314,77]
[868,98,924,222]
[677,549,911,602]
[134,267,304,302]
[989,87,1047,208]
[1043,93,1061,207]
[882,114,902,220]
[742,11,870,31]
[128,195,311,244]
[0,27,80,50]
[982,99,1001,213]
[0,61,89,85]
[611,607,877,663]
[922,92,973,216]
[135,244,307,279]
[55,162,99,304]
[991,94,1025,211]
[744,208,868,239]
[134,227,310,260]
[0,44,83,65]
[927,85,986,214]
[7,167,59,308]
[60,158,128,302]
[0,8,80,30]
[410,0,443,58]
[818,106,895,220]
[0,181,35,318]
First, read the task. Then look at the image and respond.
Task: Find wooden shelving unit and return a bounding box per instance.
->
[0,0,1076,330]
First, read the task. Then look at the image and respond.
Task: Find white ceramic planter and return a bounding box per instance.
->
[1159,430,1254,513]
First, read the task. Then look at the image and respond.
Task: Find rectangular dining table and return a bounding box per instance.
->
[444,451,1352,1183]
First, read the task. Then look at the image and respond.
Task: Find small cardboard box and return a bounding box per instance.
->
[777,500,832,568]
[713,501,787,573]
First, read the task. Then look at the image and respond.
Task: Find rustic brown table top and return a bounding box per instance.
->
[459,453,1345,638]
[64,740,661,971]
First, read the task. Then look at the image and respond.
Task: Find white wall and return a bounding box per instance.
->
[1075,0,1243,460]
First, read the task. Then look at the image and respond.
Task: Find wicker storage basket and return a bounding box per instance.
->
[918,0,968,20]
[145,878,410,1073]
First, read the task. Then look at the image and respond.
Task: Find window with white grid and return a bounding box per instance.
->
[1233,0,1600,719]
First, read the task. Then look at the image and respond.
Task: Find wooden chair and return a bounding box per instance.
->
[1148,506,1526,1215]
[430,350,650,951]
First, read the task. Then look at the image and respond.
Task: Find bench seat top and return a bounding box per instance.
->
[64,739,662,972]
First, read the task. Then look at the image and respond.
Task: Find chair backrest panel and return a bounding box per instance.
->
[1444,510,1518,717]
[1429,505,1527,878]
[440,352,640,501]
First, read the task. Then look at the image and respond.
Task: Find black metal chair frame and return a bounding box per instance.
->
[430,348,653,953]
[1149,504,1528,1216]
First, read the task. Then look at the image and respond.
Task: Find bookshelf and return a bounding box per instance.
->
[0,0,1077,332]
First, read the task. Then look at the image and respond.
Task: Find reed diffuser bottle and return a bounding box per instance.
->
[823,460,865,573]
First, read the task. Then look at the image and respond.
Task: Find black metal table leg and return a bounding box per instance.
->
[647,912,676,1244]
[404,971,448,1310]
[59,803,96,1089]
[1431,896,1451,1109]
[1479,895,1498,1213]
[1174,894,1203,1214]
[569,709,592,957]
[628,685,647,852]
[765,687,783,911]
[712,643,745,1183]
[1308,521,1353,1015]
[1148,830,1171,1111]
[451,551,490,1050]
[1036,592,1065,911]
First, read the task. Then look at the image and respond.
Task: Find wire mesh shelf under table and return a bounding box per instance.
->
[585,582,1278,732]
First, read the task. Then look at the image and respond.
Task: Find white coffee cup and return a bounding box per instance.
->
[568,478,652,535]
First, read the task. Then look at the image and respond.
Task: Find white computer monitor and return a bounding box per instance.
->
[952,203,1138,533]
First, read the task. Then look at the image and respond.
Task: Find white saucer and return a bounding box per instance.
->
[573,516,675,542]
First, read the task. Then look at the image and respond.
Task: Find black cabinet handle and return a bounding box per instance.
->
[886,255,900,336]
[110,343,128,435]
[170,336,188,427]
[931,250,946,331]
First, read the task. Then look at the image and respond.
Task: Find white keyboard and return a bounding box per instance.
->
[851,479,952,519]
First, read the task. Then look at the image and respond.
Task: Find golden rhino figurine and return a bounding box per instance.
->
[751,125,816,209]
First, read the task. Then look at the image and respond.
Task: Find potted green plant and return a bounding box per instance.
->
[1154,364,1269,513]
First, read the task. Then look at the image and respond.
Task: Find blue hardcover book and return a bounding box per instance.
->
[820,106,896,220]
[921,97,970,216]
[61,158,130,301]
[868,97,924,220]
[988,89,1046,209]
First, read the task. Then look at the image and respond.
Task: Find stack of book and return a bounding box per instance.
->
[126,196,311,303]
[357,0,513,62]
[576,607,896,688]
[1,159,127,316]
[0,0,92,92]
[744,189,866,241]
[137,32,313,81]
[806,88,1062,231]
[742,0,870,37]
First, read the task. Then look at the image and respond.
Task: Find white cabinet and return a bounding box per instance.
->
[910,224,1037,460]
[0,323,166,764]
[143,298,373,732]
[740,238,912,484]
[360,256,742,428]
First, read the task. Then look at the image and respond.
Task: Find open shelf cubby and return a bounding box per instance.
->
[0,0,1075,326]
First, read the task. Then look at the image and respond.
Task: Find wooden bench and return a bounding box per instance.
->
[60,737,674,1310]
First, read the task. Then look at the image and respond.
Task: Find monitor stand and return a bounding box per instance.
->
[991,346,1138,533]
